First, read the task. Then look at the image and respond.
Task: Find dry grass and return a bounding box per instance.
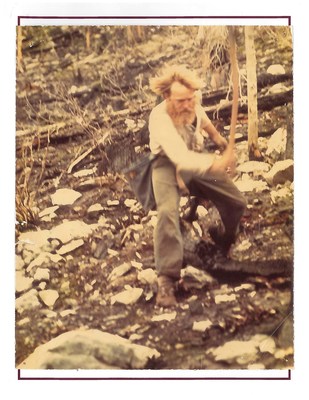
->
[16,142,38,230]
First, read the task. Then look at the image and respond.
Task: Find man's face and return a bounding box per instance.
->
[166,82,196,126]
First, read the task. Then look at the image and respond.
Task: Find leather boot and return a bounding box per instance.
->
[156,275,177,307]
[209,225,236,256]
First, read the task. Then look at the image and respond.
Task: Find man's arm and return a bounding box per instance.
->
[208,147,236,175]
[199,108,236,175]
[149,108,215,175]
[204,121,228,151]
[199,107,228,151]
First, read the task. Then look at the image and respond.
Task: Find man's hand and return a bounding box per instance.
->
[217,135,228,151]
[176,168,189,193]
[209,147,236,176]
[215,136,228,152]
[203,122,228,152]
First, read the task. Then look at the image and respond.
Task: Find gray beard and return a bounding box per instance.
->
[167,104,196,127]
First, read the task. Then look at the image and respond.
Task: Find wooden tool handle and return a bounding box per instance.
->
[227,26,239,151]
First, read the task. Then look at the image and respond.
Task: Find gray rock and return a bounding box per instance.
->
[137,268,157,285]
[38,282,47,290]
[151,312,177,322]
[73,168,97,178]
[93,232,115,259]
[180,266,217,290]
[192,320,212,332]
[264,159,294,186]
[26,252,63,273]
[124,198,137,208]
[270,187,292,204]
[266,128,287,161]
[234,178,269,193]
[237,161,271,174]
[38,290,59,308]
[208,339,258,364]
[234,283,255,292]
[214,293,237,304]
[57,238,84,255]
[33,268,50,282]
[267,64,286,75]
[108,262,131,281]
[15,255,25,271]
[110,287,143,305]
[17,230,51,256]
[16,271,34,293]
[208,334,278,365]
[49,220,96,244]
[87,203,103,213]
[16,289,41,314]
[107,200,120,206]
[51,188,82,205]
[18,329,160,369]
[267,83,290,95]
[256,335,276,354]
[39,205,59,218]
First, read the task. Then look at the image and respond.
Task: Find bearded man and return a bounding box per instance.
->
[149,65,247,307]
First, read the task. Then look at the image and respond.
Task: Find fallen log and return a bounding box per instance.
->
[16,122,67,139]
[16,122,86,153]
[205,88,293,119]
[201,73,292,106]
[209,257,293,277]
[257,72,293,90]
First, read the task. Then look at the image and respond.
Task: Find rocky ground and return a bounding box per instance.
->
[15,26,294,370]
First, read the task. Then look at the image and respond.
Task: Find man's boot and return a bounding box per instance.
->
[183,197,199,222]
[208,225,236,256]
[156,275,177,307]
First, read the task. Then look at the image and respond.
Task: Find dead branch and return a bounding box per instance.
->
[67,131,110,173]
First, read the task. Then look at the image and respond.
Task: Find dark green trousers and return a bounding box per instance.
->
[152,156,247,280]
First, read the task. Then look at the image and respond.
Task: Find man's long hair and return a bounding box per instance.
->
[149,65,205,97]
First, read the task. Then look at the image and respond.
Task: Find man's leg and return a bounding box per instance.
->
[152,159,183,279]
[186,172,247,253]
[152,158,182,306]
